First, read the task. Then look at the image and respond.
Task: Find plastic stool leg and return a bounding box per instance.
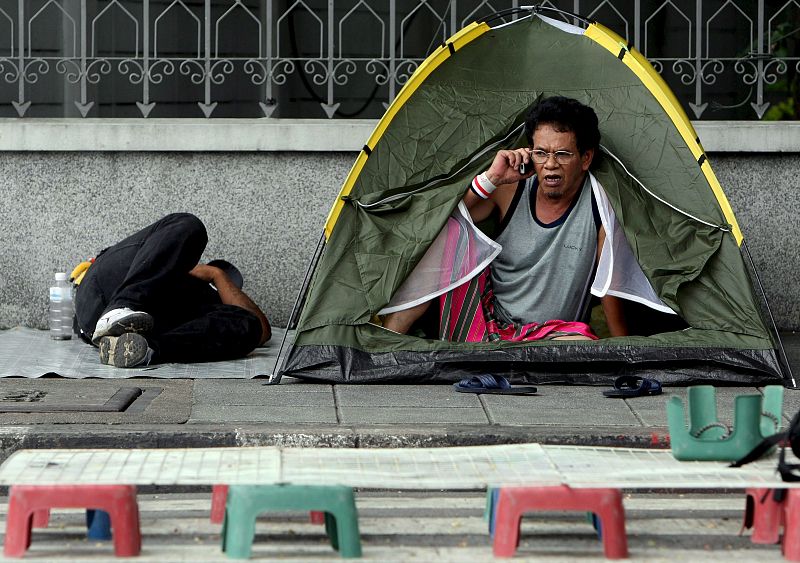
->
[32,509,50,528]
[107,486,141,557]
[211,485,229,524]
[4,488,34,557]
[336,508,361,559]
[324,512,339,551]
[489,488,499,538]
[783,490,800,561]
[493,490,522,558]
[593,490,628,559]
[329,495,362,558]
[745,488,783,544]
[221,507,229,553]
[221,501,257,559]
[586,512,602,539]
[87,509,112,540]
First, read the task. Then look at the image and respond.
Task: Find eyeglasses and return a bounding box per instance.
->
[530,149,576,164]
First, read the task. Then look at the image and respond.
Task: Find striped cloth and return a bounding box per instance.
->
[436,216,597,343]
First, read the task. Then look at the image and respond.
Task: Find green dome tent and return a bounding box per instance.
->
[273,8,792,386]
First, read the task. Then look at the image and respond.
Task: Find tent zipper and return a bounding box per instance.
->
[351,123,526,210]
[601,145,731,232]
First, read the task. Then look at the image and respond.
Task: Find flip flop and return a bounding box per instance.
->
[603,375,663,398]
[453,374,537,395]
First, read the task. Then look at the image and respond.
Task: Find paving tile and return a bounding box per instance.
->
[338,406,488,425]
[189,405,337,424]
[335,385,481,407]
[481,386,639,426]
[193,380,333,407]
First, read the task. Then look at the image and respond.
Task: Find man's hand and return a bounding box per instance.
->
[188,264,222,284]
[485,148,536,187]
[462,148,537,222]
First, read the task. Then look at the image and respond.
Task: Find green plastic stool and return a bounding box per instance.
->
[221,484,362,559]
[667,385,783,461]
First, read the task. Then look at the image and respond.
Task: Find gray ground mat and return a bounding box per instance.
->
[0,327,284,379]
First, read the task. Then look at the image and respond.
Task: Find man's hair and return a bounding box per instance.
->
[524,96,600,155]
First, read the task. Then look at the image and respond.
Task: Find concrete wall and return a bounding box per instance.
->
[1,120,799,331]
[714,153,800,330]
[0,152,349,328]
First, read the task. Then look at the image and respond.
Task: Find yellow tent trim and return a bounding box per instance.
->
[323,22,491,240]
[585,23,743,245]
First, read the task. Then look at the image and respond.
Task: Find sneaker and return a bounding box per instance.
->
[98,333,154,368]
[92,307,153,343]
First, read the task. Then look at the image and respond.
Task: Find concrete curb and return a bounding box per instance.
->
[0,424,672,464]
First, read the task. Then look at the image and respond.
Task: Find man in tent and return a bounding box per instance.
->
[72,213,271,367]
[383,96,627,341]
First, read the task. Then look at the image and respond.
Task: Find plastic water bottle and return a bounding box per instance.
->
[49,272,73,340]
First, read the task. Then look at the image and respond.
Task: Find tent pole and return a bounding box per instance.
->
[263,231,327,385]
[742,240,796,388]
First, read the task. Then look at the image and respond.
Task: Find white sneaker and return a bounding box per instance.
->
[92,307,154,344]
[98,333,154,368]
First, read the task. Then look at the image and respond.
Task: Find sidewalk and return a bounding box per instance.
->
[0,333,797,460]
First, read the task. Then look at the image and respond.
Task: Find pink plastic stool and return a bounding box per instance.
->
[32,510,50,528]
[210,485,229,524]
[744,488,784,544]
[3,485,140,558]
[210,484,324,525]
[782,489,800,561]
[493,485,628,559]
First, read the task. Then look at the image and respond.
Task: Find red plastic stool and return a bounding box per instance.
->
[743,488,784,544]
[310,510,326,524]
[3,484,140,558]
[210,485,229,524]
[32,510,49,528]
[492,485,628,559]
[210,485,325,525]
[782,489,800,561]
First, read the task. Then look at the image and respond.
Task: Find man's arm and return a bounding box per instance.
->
[596,226,628,337]
[189,264,272,345]
[463,148,535,223]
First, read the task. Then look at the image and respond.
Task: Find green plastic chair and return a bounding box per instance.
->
[221,484,362,559]
[667,385,784,461]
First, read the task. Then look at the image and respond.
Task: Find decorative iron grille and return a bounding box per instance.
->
[0,1,797,119]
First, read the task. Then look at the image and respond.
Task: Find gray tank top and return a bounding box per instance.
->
[490,175,597,324]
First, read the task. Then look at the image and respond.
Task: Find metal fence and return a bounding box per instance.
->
[0,1,798,119]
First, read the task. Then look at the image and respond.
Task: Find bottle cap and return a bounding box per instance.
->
[54,272,67,281]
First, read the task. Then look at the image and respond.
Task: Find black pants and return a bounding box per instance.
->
[75,213,262,363]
